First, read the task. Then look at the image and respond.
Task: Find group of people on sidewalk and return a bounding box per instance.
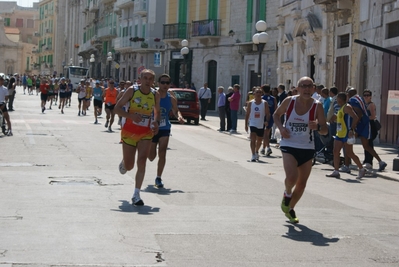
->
[218,76,387,224]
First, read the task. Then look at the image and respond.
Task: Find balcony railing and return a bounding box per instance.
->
[191,19,221,37]
[163,23,190,40]
[116,0,134,8]
[134,0,147,16]
[78,40,93,53]
[98,26,117,39]
[89,0,99,12]
[114,37,165,51]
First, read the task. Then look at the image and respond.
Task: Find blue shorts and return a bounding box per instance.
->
[356,122,370,139]
[334,136,348,143]
[152,129,171,143]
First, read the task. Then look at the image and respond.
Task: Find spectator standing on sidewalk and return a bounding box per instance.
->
[345,88,387,172]
[7,75,16,111]
[228,84,241,134]
[225,86,233,131]
[217,86,226,131]
[362,90,379,169]
[274,76,327,224]
[0,76,12,136]
[198,83,212,121]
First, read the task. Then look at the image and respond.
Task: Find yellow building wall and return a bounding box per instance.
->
[166,0,178,24]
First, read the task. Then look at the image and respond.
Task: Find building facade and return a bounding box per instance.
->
[0,1,40,75]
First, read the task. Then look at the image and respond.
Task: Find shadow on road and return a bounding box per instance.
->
[143,185,185,195]
[111,200,160,215]
[282,224,340,246]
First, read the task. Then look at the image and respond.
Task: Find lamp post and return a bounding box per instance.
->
[69,58,73,66]
[180,39,189,87]
[90,54,95,79]
[78,56,83,67]
[252,20,269,86]
[107,52,112,79]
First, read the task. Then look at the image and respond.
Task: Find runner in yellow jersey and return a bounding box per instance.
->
[115,69,160,206]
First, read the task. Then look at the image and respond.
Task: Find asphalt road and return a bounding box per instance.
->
[1,89,399,267]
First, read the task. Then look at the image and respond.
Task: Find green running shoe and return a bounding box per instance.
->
[285,209,299,224]
[281,196,291,213]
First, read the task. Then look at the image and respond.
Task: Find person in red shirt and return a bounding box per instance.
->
[40,78,49,113]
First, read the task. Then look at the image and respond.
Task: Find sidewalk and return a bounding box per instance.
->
[198,111,399,182]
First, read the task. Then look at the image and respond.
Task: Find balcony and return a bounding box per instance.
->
[114,37,165,52]
[163,23,190,45]
[113,36,132,51]
[314,0,336,4]
[191,19,221,45]
[98,26,117,39]
[89,0,99,12]
[102,0,115,4]
[134,0,147,16]
[116,0,134,9]
[78,40,93,54]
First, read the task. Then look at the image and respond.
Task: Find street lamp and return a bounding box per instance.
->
[90,54,95,79]
[107,52,112,79]
[252,20,269,86]
[69,58,73,66]
[180,39,189,87]
[78,56,83,67]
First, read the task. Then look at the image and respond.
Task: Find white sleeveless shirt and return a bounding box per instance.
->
[280,96,317,149]
[249,99,266,128]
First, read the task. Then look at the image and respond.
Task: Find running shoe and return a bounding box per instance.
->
[260,148,265,155]
[339,165,351,173]
[132,195,144,206]
[78,111,80,116]
[266,148,272,157]
[108,127,112,132]
[326,170,340,178]
[255,152,259,160]
[61,110,64,114]
[94,119,98,124]
[7,131,13,136]
[105,121,109,128]
[363,163,372,170]
[42,107,45,113]
[251,154,256,162]
[378,161,387,171]
[155,177,164,188]
[285,209,299,224]
[281,195,291,213]
[119,160,127,175]
[356,168,366,179]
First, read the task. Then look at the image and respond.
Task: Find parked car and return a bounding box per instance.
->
[168,88,200,125]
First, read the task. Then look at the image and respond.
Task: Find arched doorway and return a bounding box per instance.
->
[207,60,217,110]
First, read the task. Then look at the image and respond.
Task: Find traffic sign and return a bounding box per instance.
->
[386,90,399,115]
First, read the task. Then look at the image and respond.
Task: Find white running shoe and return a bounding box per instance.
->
[363,163,372,170]
[251,154,256,162]
[119,160,127,175]
[378,161,387,171]
[339,165,351,173]
[356,168,366,179]
[266,148,272,157]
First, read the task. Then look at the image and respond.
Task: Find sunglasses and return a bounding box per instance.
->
[363,94,371,97]
[299,83,314,88]
[159,81,170,85]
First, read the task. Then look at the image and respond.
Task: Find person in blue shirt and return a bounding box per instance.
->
[343,88,387,172]
[148,74,185,188]
[321,88,331,117]
[261,84,277,156]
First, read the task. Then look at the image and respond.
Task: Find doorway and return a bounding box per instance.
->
[207,60,217,110]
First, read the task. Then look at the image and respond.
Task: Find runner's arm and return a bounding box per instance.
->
[170,94,185,123]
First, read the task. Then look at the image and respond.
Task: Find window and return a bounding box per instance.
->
[27,19,34,28]
[4,18,11,26]
[16,18,23,27]
[338,34,350,48]
[387,20,399,39]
